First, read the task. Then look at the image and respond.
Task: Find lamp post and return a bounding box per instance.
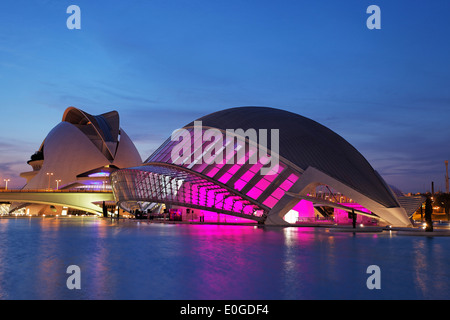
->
[55,179,61,190]
[4,179,10,191]
[46,172,53,190]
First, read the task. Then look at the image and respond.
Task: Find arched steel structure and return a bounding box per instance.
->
[111,106,412,227]
[111,164,268,222]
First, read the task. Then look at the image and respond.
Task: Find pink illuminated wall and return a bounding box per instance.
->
[283,199,315,223]
[262,173,300,208]
[218,163,241,184]
[199,210,255,223]
[246,164,284,200]
[292,200,315,217]
[233,162,263,191]
[205,165,222,178]
[175,207,256,224]
[333,203,377,225]
[142,127,308,223]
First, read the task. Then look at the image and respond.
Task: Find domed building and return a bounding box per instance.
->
[18,107,142,215]
[111,106,415,227]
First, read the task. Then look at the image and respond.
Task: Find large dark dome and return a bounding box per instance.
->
[186,106,398,208]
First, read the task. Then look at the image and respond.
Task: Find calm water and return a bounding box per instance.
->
[0,217,449,300]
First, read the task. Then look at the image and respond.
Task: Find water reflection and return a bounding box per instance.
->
[412,238,448,299]
[0,218,449,299]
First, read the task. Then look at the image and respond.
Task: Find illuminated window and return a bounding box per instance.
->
[262,196,278,208]
[260,172,300,208]
[234,162,263,191]
[218,163,241,184]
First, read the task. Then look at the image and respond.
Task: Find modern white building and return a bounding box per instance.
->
[111,106,420,227]
[16,107,142,215]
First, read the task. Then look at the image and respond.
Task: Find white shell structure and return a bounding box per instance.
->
[21,107,142,190]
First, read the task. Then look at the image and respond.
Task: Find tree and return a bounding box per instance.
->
[425,196,433,232]
[435,193,450,221]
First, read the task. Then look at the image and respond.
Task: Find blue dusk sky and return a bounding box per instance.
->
[0,0,449,193]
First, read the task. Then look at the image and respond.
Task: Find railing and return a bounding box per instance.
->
[0,188,113,193]
[295,217,335,224]
[308,192,356,204]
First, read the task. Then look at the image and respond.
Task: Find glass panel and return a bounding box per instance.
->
[247,187,263,199]
[240,170,257,182]
[270,187,285,200]
[278,179,294,191]
[262,196,278,208]
[287,173,300,183]
[234,179,247,191]
[254,178,271,190]
[217,163,241,184]
[205,165,222,178]
[218,172,233,184]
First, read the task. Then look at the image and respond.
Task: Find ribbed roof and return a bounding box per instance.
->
[63,107,119,143]
[62,107,120,161]
[185,106,399,208]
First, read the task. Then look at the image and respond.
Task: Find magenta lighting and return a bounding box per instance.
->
[111,106,421,227]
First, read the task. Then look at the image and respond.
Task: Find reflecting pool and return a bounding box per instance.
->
[0,217,449,300]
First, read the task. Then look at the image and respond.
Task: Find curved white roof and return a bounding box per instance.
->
[23,107,142,190]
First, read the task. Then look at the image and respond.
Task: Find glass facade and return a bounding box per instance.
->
[111,127,302,222]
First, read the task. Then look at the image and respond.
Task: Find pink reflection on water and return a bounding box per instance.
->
[199,210,256,224]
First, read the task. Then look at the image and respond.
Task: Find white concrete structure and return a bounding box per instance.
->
[111,106,415,227]
[21,107,142,190]
[15,107,142,215]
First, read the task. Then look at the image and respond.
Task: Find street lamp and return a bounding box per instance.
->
[4,179,10,190]
[46,172,53,190]
[55,179,61,190]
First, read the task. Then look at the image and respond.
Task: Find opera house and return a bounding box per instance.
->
[15,107,142,215]
[5,106,423,227]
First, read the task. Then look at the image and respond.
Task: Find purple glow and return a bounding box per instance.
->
[240,170,257,182]
[206,165,222,178]
[292,200,315,218]
[246,165,282,200]
[234,179,247,191]
[270,188,285,200]
[262,196,278,208]
[246,187,263,199]
[283,200,315,223]
[262,173,300,208]
[233,162,263,191]
[255,178,271,190]
[88,172,110,177]
[243,206,255,215]
[197,210,256,223]
[280,174,299,189]
[224,197,234,211]
[334,203,376,225]
[218,172,233,184]
[265,163,281,176]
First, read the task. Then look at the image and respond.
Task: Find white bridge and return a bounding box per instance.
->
[0,189,115,215]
